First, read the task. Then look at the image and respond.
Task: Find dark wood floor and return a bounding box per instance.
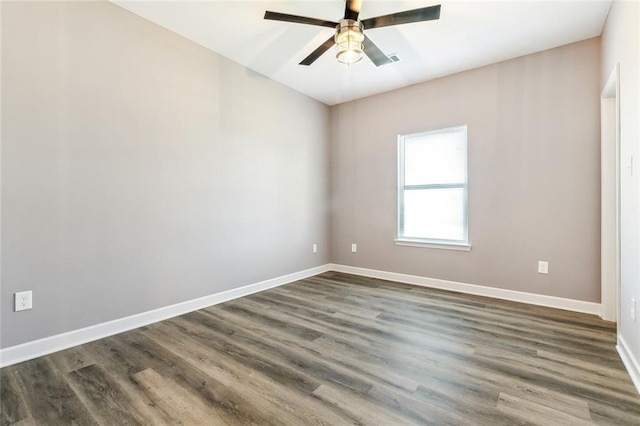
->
[2,272,639,425]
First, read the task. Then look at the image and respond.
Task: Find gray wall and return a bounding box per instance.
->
[1,1,330,348]
[330,38,602,302]
[601,0,640,372]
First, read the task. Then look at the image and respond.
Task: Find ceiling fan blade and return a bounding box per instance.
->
[264,11,338,29]
[363,35,392,67]
[300,36,336,66]
[344,0,363,21]
[361,4,441,29]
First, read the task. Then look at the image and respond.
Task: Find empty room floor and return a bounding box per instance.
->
[1,272,639,425]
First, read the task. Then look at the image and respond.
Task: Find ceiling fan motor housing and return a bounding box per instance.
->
[335,19,364,64]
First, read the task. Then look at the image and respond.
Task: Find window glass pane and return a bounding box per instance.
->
[402,188,465,241]
[404,130,466,185]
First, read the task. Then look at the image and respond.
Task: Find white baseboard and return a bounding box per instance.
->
[0,264,331,368]
[0,263,605,368]
[617,335,640,396]
[328,264,602,316]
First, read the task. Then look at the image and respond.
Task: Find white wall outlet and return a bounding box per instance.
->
[631,299,636,321]
[538,261,549,274]
[15,291,33,312]
[312,244,318,253]
[351,243,357,253]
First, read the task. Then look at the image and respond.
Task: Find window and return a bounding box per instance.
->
[397,125,470,250]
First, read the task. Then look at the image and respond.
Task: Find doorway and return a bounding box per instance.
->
[600,64,620,323]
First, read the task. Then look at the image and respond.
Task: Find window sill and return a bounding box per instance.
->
[394,239,472,251]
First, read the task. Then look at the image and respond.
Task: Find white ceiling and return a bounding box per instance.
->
[113,1,612,106]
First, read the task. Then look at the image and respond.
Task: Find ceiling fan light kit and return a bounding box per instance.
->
[335,20,365,64]
[264,1,441,67]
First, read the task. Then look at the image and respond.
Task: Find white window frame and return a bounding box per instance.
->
[396,125,471,251]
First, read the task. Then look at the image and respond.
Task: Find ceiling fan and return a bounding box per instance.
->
[264,1,441,66]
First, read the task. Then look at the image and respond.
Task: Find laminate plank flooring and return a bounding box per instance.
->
[2,272,640,425]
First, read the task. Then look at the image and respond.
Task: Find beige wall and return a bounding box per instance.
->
[0,1,609,354]
[601,0,640,377]
[330,38,602,302]
[1,1,330,348]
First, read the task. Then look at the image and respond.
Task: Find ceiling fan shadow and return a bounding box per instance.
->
[245,25,334,76]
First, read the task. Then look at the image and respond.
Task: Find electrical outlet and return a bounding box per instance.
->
[15,291,32,312]
[631,299,636,321]
[312,244,318,253]
[538,261,549,274]
[351,243,357,253]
